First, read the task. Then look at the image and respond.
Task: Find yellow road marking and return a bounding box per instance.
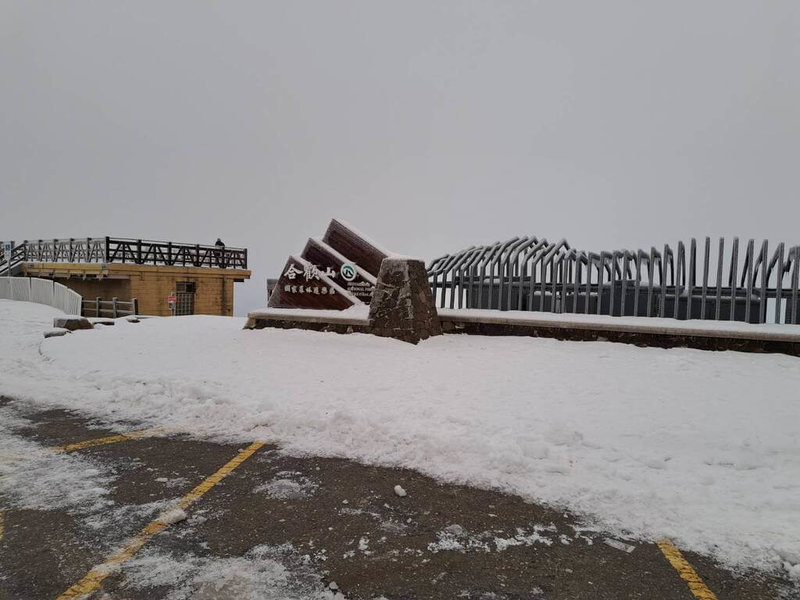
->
[0,428,165,466]
[52,428,164,453]
[56,441,264,600]
[657,538,718,600]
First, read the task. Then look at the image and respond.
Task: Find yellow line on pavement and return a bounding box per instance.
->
[56,441,264,600]
[0,428,165,466]
[52,428,164,453]
[657,538,718,600]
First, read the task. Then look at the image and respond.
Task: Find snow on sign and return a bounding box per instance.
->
[167,295,177,303]
[267,219,387,310]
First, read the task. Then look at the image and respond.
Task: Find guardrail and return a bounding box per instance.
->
[0,243,26,276]
[82,297,138,318]
[7,237,247,270]
[0,277,83,315]
[429,236,800,325]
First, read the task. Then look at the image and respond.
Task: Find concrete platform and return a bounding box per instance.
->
[439,309,800,355]
[244,307,371,334]
[247,305,800,355]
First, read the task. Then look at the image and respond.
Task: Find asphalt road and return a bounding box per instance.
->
[0,398,795,600]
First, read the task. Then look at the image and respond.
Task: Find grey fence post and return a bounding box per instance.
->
[112,297,118,318]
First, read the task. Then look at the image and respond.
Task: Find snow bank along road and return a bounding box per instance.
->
[0,403,787,599]
[1,299,799,585]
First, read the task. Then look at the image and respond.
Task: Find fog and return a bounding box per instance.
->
[2,1,798,314]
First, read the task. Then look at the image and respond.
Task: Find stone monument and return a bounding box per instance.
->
[247,219,442,344]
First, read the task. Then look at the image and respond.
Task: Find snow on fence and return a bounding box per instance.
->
[0,277,82,315]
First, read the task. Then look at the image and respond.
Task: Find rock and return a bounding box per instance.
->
[394,484,407,497]
[368,258,442,344]
[89,318,115,326]
[43,328,70,339]
[53,316,93,331]
[328,581,339,591]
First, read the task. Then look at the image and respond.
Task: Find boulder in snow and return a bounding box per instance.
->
[89,318,115,326]
[53,316,93,331]
[43,328,70,339]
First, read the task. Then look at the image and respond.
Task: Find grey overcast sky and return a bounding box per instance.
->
[2,1,798,314]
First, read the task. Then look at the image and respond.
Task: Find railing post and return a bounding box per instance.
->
[96,297,101,318]
[105,237,110,264]
[112,297,118,318]
[195,244,200,267]
[132,298,138,316]
[137,239,142,265]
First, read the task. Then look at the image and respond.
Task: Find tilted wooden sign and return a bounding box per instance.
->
[268,219,388,310]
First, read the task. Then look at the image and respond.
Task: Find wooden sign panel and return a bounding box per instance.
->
[268,255,356,310]
[268,220,391,311]
[322,219,388,278]
[301,238,377,303]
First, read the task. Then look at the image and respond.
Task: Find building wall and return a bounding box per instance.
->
[126,268,236,316]
[57,278,132,306]
[22,262,249,317]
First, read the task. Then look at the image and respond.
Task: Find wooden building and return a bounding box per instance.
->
[11,237,250,317]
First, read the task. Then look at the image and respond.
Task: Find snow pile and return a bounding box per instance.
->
[160,507,188,525]
[1,299,800,578]
[122,544,340,600]
[254,472,318,500]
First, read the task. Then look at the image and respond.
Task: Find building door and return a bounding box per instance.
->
[175,282,196,315]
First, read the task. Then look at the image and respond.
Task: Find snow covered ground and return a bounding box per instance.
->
[1,299,799,580]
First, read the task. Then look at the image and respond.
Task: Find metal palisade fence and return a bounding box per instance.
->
[428,237,800,325]
[0,277,83,315]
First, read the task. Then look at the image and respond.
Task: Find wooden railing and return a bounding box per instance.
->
[82,297,139,318]
[17,237,247,270]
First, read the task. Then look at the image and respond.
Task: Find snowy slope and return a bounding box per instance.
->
[1,299,799,579]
